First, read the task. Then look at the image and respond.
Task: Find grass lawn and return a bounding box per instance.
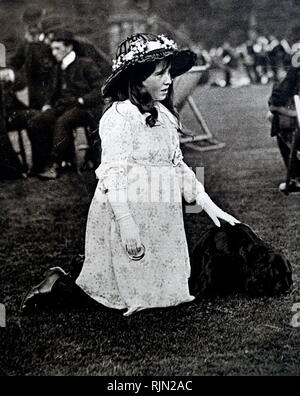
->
[0,85,299,376]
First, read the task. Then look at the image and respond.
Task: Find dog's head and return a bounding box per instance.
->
[189,224,293,297]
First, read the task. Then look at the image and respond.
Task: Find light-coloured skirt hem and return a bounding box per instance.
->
[90,296,127,311]
[123,296,195,316]
[76,280,195,316]
[86,294,195,316]
[75,280,127,310]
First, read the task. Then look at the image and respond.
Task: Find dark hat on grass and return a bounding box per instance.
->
[102,33,196,97]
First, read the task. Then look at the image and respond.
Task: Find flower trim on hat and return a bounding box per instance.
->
[112,34,178,72]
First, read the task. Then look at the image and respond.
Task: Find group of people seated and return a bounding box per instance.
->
[0,7,106,180]
[198,31,296,88]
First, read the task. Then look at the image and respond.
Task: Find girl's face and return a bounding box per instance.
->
[142,60,172,101]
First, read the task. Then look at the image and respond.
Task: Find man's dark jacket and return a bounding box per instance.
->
[9,41,56,109]
[51,55,104,121]
[269,67,300,136]
[270,67,300,107]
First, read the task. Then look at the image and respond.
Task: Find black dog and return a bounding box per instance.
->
[189,224,293,297]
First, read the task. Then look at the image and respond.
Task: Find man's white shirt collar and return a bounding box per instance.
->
[61,51,76,70]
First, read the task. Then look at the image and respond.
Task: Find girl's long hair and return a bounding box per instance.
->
[103,56,179,127]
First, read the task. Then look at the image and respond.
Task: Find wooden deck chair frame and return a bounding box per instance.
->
[174,65,225,152]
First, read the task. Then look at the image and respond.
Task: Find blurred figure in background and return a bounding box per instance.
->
[267,35,291,83]
[220,41,237,87]
[209,42,237,88]
[1,10,107,177]
[0,7,58,175]
[32,30,104,180]
[191,42,211,85]
[8,6,56,110]
[253,36,270,84]
[42,14,111,77]
[268,64,300,193]
[239,32,260,84]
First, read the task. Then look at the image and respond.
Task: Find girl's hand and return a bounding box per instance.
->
[196,192,240,227]
[118,215,143,256]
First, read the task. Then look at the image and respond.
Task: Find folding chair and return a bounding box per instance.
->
[71,126,93,174]
[174,65,225,152]
[69,122,101,175]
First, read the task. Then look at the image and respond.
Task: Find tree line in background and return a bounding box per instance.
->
[0,0,300,55]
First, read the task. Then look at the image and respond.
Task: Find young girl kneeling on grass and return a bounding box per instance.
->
[22,33,239,316]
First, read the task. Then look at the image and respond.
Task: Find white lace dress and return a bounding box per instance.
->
[76,100,205,316]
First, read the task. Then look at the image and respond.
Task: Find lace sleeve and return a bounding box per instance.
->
[95,103,133,192]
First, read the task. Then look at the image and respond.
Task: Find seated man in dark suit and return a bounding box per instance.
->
[31,30,104,179]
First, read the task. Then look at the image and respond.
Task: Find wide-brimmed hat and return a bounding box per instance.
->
[102,33,196,97]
